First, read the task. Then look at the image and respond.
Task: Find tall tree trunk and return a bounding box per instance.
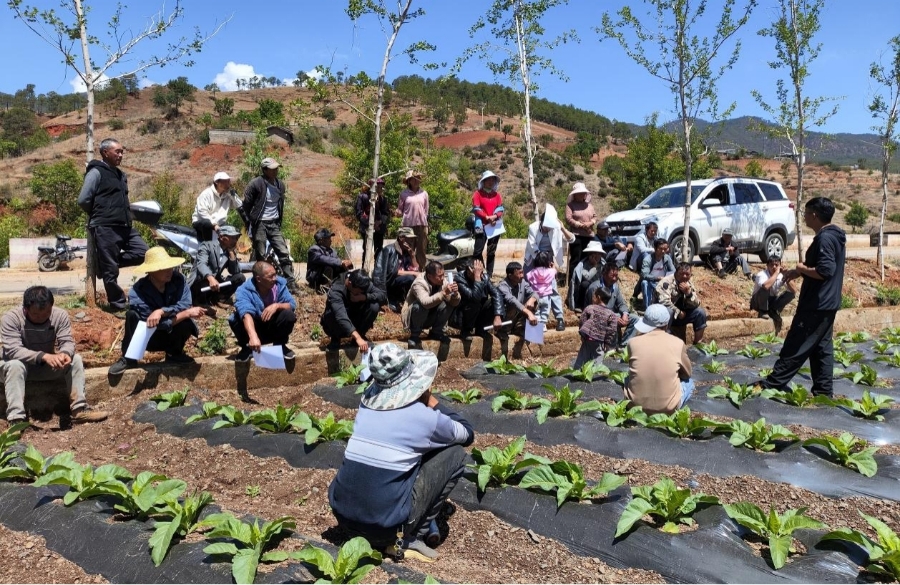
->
[75,0,98,307]
[879,150,889,281]
[514,7,538,222]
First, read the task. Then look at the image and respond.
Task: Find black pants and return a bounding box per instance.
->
[320,300,381,340]
[386,275,416,310]
[360,230,385,269]
[765,309,837,396]
[230,309,296,348]
[473,234,500,278]
[190,273,246,306]
[121,310,197,358]
[452,298,495,334]
[92,226,149,309]
[750,288,795,318]
[192,219,216,242]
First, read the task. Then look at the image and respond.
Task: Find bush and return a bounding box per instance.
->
[29,159,84,235]
[198,319,229,355]
[845,202,869,232]
[875,285,900,306]
[744,159,764,178]
[138,119,163,135]
[840,294,856,309]
[0,215,28,265]
[107,118,125,131]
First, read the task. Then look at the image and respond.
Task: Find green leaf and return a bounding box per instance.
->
[724,502,768,533]
[292,544,337,580]
[203,542,240,556]
[149,514,182,566]
[232,548,260,585]
[476,465,491,493]
[768,533,792,570]
[616,497,656,537]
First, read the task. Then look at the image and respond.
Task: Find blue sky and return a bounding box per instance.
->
[2,0,897,135]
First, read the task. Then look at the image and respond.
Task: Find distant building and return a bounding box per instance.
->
[209,125,294,146]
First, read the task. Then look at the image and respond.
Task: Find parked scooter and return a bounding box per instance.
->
[425,213,477,270]
[37,235,87,272]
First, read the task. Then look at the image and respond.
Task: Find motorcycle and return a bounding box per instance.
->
[425,211,477,270]
[37,235,87,272]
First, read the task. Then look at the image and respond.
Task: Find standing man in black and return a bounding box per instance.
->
[240,157,300,294]
[763,197,846,397]
[77,138,148,312]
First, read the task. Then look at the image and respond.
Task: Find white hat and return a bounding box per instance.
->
[261,157,280,169]
[636,304,671,334]
[478,170,500,190]
[582,241,605,255]
[568,182,590,198]
[213,171,231,182]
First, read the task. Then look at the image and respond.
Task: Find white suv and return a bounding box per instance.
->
[604,177,796,263]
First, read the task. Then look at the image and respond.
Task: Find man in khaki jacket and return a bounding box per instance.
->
[402,260,460,348]
[624,304,694,415]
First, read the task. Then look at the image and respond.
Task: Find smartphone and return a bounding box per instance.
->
[446,272,454,284]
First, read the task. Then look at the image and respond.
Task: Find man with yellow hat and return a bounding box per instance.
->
[108,247,207,375]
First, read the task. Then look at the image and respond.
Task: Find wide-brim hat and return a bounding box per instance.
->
[361,343,439,411]
[568,182,590,198]
[135,246,185,273]
[402,170,423,185]
[636,304,671,333]
[478,170,500,190]
[583,240,605,255]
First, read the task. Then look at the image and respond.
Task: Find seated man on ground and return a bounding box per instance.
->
[656,262,708,345]
[594,221,631,267]
[585,263,638,347]
[321,269,386,353]
[624,304,694,415]
[1,286,107,427]
[567,240,606,313]
[402,261,460,348]
[329,342,475,562]
[751,255,796,336]
[572,287,618,369]
[640,238,675,307]
[306,228,353,293]
[110,247,206,375]
[452,257,505,341]
[229,261,297,362]
[495,261,539,341]
[373,227,420,313]
[709,228,751,279]
[187,225,246,306]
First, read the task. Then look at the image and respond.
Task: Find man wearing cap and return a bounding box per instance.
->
[307,228,353,293]
[471,170,505,278]
[403,260,460,348]
[709,228,751,279]
[356,178,390,267]
[657,262,708,345]
[229,261,297,363]
[192,171,242,242]
[396,170,429,270]
[624,304,694,415]
[77,137,149,312]
[186,225,246,306]
[321,269,386,353]
[595,221,631,267]
[373,227,420,313]
[108,247,206,376]
[329,342,475,562]
[750,255,796,335]
[567,240,606,313]
[239,157,300,294]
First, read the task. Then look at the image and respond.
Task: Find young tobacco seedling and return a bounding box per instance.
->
[201,513,296,585]
[716,418,798,452]
[607,369,629,386]
[149,490,214,566]
[467,435,548,492]
[185,401,224,424]
[597,400,648,427]
[803,433,879,477]
[758,367,774,379]
[723,503,826,570]
[702,359,727,374]
[491,388,548,413]
[645,408,715,439]
[525,359,572,378]
[821,512,900,581]
[245,485,261,498]
[753,333,783,345]
[825,390,895,421]
[833,348,865,368]
[881,326,900,344]
[33,460,133,506]
[605,347,629,364]
[835,331,870,344]
[736,345,772,360]
[212,405,251,429]
[567,360,611,382]
[536,384,604,424]
[616,477,719,537]
[707,376,761,408]
[484,354,526,374]
[696,340,728,356]
[875,350,900,368]
[114,471,187,519]
[292,412,354,445]
[18,447,74,481]
[842,364,890,388]
[873,340,897,355]
[440,388,482,404]
[334,363,365,388]
[761,383,831,408]
[149,389,189,411]
[268,536,382,584]
[248,404,305,433]
[520,459,626,509]
[0,422,31,480]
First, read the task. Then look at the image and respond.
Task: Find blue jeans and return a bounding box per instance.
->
[679,378,695,407]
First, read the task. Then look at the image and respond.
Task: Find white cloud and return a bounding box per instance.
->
[69,73,110,93]
[213,61,259,91]
[138,78,156,89]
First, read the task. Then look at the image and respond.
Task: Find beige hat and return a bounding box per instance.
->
[397,227,417,239]
[135,247,185,274]
[402,170,423,185]
[568,182,590,198]
[361,343,439,411]
[260,157,280,169]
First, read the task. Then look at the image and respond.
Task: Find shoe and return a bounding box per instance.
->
[165,353,196,364]
[72,407,108,424]
[427,332,451,343]
[745,273,753,281]
[235,346,253,362]
[424,519,441,548]
[282,346,295,360]
[407,336,422,349]
[556,321,566,332]
[108,357,136,376]
[2,418,29,433]
[402,539,439,563]
[717,269,727,279]
[389,303,401,314]
[757,312,771,320]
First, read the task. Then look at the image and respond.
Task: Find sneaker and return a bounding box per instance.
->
[402,539,439,563]
[757,312,771,320]
[108,357,136,376]
[555,321,566,332]
[745,272,753,281]
[72,407,108,424]
[165,353,195,364]
[235,346,253,362]
[407,336,422,349]
[282,346,295,360]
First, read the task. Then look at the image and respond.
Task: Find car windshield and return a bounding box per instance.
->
[636,184,706,209]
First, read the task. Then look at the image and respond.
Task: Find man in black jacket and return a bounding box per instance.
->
[373,227,419,313]
[186,225,246,306]
[763,197,846,397]
[451,258,504,340]
[240,157,300,294]
[77,138,148,311]
[307,228,352,293]
[321,270,386,352]
[709,228,751,279]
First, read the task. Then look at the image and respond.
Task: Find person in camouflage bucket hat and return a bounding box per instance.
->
[361,343,439,410]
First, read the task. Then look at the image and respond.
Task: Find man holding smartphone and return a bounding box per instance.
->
[402,261,460,348]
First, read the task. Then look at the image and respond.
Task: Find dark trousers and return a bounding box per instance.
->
[321,301,381,340]
[407,302,454,338]
[473,234,500,278]
[92,226,149,309]
[190,273,246,306]
[750,288,795,317]
[386,274,416,310]
[121,310,196,358]
[453,298,494,334]
[251,220,296,286]
[765,309,837,396]
[360,230,385,269]
[192,219,215,242]
[229,309,297,348]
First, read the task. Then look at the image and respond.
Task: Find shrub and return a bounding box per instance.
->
[138,118,163,135]
[107,118,125,130]
[875,285,900,306]
[845,202,869,232]
[29,159,84,235]
[0,215,28,265]
[198,319,229,355]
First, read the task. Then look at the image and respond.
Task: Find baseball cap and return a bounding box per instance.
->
[213,171,232,182]
[260,157,280,169]
[635,304,671,333]
[397,227,417,239]
[218,225,240,237]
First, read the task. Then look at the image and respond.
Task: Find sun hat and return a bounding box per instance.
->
[361,343,439,411]
[402,170,423,185]
[134,247,185,274]
[218,225,240,237]
[582,240,606,255]
[568,182,591,198]
[397,227,417,239]
[213,171,232,183]
[260,157,280,169]
[477,170,500,190]
[636,304,671,334]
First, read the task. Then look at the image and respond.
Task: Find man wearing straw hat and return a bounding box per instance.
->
[329,343,474,563]
[109,247,206,376]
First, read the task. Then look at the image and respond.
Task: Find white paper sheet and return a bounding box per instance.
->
[524,321,545,345]
[124,321,156,360]
[359,351,371,382]
[253,345,286,370]
[541,204,561,229]
[484,218,506,239]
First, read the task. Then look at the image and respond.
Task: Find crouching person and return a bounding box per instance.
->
[229,261,297,363]
[187,225,246,306]
[321,269,386,352]
[403,261,460,349]
[109,248,205,375]
[329,343,474,562]
[1,286,107,426]
[657,263,708,345]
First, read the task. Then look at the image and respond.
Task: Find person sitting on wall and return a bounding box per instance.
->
[750,255,796,336]
[709,228,752,279]
[495,261,539,341]
[567,240,606,313]
[108,247,206,376]
[306,228,353,293]
[403,261,460,349]
[373,227,420,314]
[229,261,297,363]
[594,221,631,267]
[451,257,505,341]
[656,262,708,345]
[321,269,386,353]
[640,238,675,307]
[187,225,246,306]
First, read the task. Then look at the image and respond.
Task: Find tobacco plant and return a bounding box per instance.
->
[519,459,626,508]
[821,513,900,581]
[645,408,715,439]
[715,418,797,452]
[605,347,629,364]
[525,359,572,379]
[248,404,305,433]
[758,367,773,379]
[567,360,611,382]
[616,478,720,537]
[835,331,870,344]
[535,384,604,424]
[736,345,772,360]
[702,359,726,374]
[185,401,224,424]
[212,406,251,429]
[803,433,879,477]
[761,383,831,408]
[596,400,647,427]
[201,513,296,585]
[468,435,548,492]
[491,388,548,413]
[484,354,526,374]
[149,490,214,566]
[833,348,865,368]
[150,389,189,411]
[695,340,728,356]
[33,460,133,506]
[873,340,897,355]
[753,332,783,345]
[334,363,365,388]
[825,390,895,421]
[707,376,761,408]
[874,350,900,368]
[114,471,187,519]
[607,369,629,386]
[292,412,354,445]
[881,326,900,344]
[440,388,482,404]
[723,503,826,569]
[0,422,30,480]
[270,537,383,584]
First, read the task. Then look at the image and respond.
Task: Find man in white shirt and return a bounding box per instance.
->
[750,255,796,334]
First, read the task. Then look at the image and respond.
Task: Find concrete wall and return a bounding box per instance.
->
[9,238,88,270]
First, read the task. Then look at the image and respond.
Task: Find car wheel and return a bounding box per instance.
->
[669,234,695,264]
[760,232,785,262]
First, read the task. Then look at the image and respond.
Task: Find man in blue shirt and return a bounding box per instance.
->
[229,261,297,362]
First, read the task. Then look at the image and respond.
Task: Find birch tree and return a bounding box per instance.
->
[870,35,900,281]
[461,0,577,221]
[601,0,756,262]
[750,0,840,260]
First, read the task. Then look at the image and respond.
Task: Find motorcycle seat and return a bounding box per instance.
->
[38,247,55,253]
[437,229,471,247]
[56,235,72,241]
[158,223,198,238]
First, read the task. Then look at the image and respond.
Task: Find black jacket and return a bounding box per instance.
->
[373,242,416,292]
[320,277,387,336]
[455,270,505,317]
[78,160,132,227]
[355,190,389,234]
[798,224,846,312]
[709,237,738,258]
[240,176,285,227]
[306,244,344,287]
